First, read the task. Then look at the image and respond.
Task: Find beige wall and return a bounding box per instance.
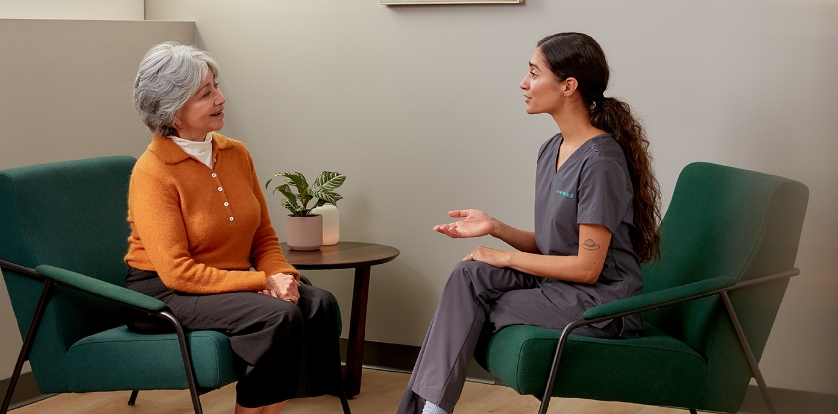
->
[0,0,144,20]
[0,17,195,379]
[143,0,838,395]
[0,0,835,397]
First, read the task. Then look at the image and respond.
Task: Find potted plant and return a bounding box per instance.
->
[265,171,345,250]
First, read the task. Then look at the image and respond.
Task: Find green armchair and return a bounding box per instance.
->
[475,162,809,414]
[0,156,350,414]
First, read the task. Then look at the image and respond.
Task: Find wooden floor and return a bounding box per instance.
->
[11,368,689,414]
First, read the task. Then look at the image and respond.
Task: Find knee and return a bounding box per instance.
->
[443,261,501,302]
[451,259,490,273]
[263,300,304,332]
[301,286,338,320]
[447,260,484,286]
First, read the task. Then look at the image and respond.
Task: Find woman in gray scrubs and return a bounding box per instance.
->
[398,33,662,414]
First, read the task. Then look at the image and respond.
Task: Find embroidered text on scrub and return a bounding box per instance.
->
[556,189,574,198]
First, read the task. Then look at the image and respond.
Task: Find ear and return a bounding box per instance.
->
[562,77,579,97]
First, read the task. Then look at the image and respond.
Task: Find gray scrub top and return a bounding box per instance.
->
[534,133,643,334]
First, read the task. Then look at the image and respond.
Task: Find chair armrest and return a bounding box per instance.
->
[35,264,167,313]
[582,276,737,320]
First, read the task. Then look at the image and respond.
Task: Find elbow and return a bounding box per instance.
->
[575,258,604,284]
[580,269,600,285]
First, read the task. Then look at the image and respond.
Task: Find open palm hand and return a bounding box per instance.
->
[433,209,495,239]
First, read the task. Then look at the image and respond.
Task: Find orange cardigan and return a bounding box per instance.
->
[125,133,298,294]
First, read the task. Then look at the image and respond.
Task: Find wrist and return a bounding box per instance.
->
[489,218,503,239]
[502,251,515,268]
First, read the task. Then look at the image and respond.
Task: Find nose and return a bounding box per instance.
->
[216,89,226,105]
[520,76,528,90]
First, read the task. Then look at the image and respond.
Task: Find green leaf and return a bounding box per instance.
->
[312,172,345,192]
[265,179,271,190]
[275,184,298,207]
[279,171,310,196]
[313,199,329,209]
[281,198,305,216]
[279,171,313,209]
[313,189,343,206]
[264,173,286,190]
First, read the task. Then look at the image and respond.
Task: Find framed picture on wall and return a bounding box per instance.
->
[380,0,523,4]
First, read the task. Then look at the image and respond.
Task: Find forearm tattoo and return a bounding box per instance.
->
[581,239,600,250]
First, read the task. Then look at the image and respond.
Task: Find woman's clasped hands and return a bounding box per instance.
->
[261,273,301,304]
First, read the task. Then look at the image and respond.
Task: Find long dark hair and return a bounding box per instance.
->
[537,32,661,262]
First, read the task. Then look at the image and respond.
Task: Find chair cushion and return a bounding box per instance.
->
[477,323,707,409]
[65,326,238,392]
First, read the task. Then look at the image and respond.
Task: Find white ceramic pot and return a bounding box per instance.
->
[310,204,339,245]
[285,214,323,251]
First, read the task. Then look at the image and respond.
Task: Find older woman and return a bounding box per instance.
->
[125,42,340,414]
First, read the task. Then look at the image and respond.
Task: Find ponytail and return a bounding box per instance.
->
[537,32,661,262]
[591,97,661,262]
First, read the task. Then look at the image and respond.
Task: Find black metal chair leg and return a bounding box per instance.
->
[536,319,583,414]
[338,382,351,414]
[690,409,698,414]
[335,331,351,414]
[1,280,52,414]
[128,390,139,405]
[721,292,778,414]
[160,311,203,414]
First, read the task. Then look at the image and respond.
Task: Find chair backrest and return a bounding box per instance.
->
[0,156,136,393]
[641,162,808,412]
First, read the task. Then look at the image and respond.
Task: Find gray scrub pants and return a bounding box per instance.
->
[397,260,621,414]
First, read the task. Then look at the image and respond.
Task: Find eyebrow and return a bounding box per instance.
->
[194,82,212,96]
[529,61,540,70]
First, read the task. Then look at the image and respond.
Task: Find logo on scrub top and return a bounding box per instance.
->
[556,189,574,199]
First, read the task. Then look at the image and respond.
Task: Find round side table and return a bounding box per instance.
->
[281,241,399,397]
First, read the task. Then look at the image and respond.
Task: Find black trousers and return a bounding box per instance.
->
[125,268,342,408]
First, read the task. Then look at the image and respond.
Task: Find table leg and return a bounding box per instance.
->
[344,266,371,397]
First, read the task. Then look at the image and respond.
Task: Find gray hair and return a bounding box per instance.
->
[132,42,220,136]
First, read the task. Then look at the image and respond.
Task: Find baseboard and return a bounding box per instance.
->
[0,371,54,409]
[340,338,838,413]
[738,385,838,414]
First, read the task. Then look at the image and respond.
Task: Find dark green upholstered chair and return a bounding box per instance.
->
[0,156,350,414]
[475,162,809,414]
